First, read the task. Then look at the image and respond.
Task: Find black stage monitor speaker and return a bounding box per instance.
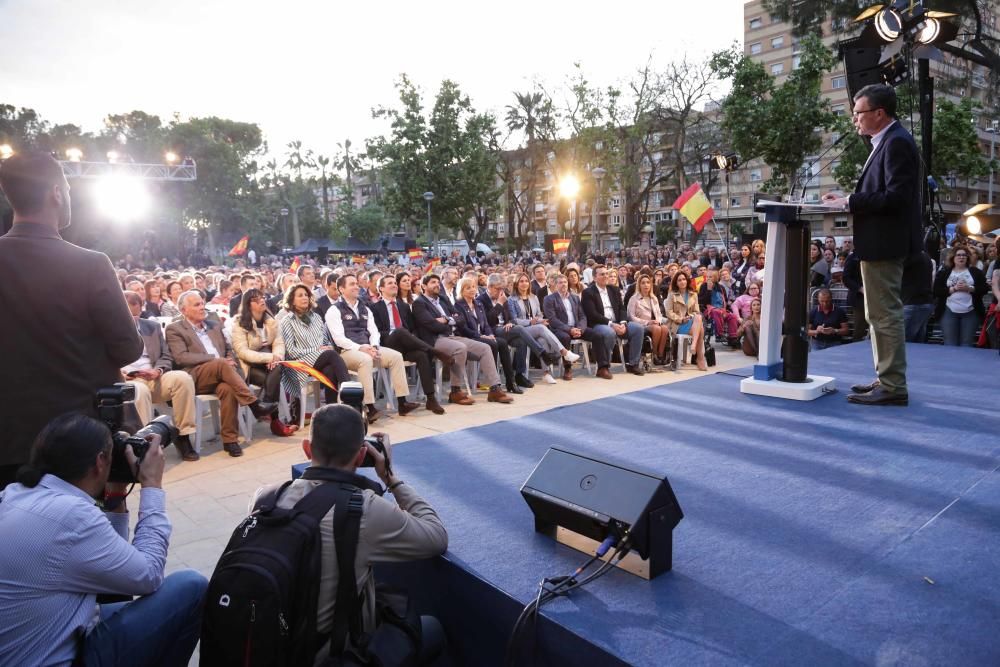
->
[840,36,884,103]
[520,447,683,579]
[317,245,329,264]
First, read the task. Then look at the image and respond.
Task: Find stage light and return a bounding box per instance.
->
[107,150,120,163]
[875,8,902,42]
[966,216,981,235]
[0,144,13,160]
[95,176,151,221]
[559,174,580,199]
[66,148,83,162]
[164,151,178,164]
[710,154,729,170]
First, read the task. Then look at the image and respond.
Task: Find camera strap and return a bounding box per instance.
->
[300,466,385,497]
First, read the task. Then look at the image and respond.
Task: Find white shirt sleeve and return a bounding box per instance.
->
[367,309,381,347]
[325,304,360,351]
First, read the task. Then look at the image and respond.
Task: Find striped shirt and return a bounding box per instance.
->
[279,310,333,395]
[0,475,170,666]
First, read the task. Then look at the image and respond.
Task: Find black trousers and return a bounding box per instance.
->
[552,328,609,367]
[314,350,350,403]
[245,363,283,403]
[383,328,437,397]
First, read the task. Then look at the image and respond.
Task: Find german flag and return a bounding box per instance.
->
[228,235,249,256]
[278,360,336,391]
[672,182,714,232]
[408,248,423,260]
[552,238,570,255]
[425,257,441,274]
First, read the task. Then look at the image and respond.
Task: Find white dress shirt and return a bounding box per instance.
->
[597,287,616,322]
[561,295,576,327]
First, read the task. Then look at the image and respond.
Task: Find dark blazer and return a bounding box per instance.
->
[142,300,162,318]
[0,223,143,467]
[412,294,457,346]
[229,292,243,317]
[136,318,175,373]
[369,297,415,337]
[315,294,336,320]
[454,299,491,339]
[842,252,864,308]
[165,318,231,370]
[849,121,923,261]
[581,283,626,326]
[932,265,988,320]
[543,292,589,333]
[476,291,508,329]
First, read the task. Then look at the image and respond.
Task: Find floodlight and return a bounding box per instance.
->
[95,176,150,221]
[854,4,885,22]
[875,8,902,42]
[107,150,120,163]
[165,151,179,163]
[66,148,83,162]
[559,175,581,199]
[966,216,982,235]
[0,144,13,160]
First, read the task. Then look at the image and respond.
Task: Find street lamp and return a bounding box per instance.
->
[423,192,435,257]
[280,207,289,250]
[65,148,83,162]
[591,166,606,255]
[0,144,14,160]
[559,175,580,254]
[710,153,739,258]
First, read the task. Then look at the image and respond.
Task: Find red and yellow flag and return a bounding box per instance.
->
[228,235,249,256]
[672,183,714,233]
[552,238,570,255]
[278,360,337,392]
[424,257,441,274]
[352,255,366,264]
[289,256,301,273]
[408,248,422,260]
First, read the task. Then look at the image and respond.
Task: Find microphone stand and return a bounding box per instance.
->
[798,133,851,202]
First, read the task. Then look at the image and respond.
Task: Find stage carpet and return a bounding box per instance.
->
[376,342,1000,666]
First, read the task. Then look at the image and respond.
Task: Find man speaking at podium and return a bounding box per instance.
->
[823,84,920,407]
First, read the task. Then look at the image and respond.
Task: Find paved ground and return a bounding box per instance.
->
[156,349,751,577]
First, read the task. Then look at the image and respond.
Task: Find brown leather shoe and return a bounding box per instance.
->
[562,365,573,381]
[366,405,382,424]
[596,367,613,380]
[487,388,513,403]
[223,442,243,458]
[847,387,908,406]
[448,389,475,405]
[397,400,420,416]
[426,397,446,414]
[850,379,880,394]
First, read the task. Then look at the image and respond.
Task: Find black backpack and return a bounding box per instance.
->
[200,469,370,667]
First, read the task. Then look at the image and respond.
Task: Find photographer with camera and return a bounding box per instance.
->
[0,412,207,666]
[202,402,447,665]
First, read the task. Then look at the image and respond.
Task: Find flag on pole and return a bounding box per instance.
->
[289,256,301,274]
[352,255,366,264]
[278,360,337,392]
[408,248,423,260]
[425,257,441,274]
[672,183,714,232]
[228,235,249,256]
[552,238,570,255]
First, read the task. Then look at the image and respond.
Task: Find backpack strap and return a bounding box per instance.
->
[327,486,365,657]
[252,480,294,513]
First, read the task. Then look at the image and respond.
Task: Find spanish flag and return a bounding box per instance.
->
[672,183,714,233]
[552,238,570,255]
[352,255,366,264]
[408,248,422,260]
[289,256,301,273]
[228,235,249,256]
[278,360,337,392]
[425,257,441,274]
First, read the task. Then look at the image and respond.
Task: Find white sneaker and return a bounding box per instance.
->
[563,350,580,363]
[543,372,557,384]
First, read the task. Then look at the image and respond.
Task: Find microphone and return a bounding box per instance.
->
[798,133,852,201]
[927,175,939,192]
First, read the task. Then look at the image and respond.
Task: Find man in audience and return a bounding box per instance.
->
[544,274,608,380]
[0,151,142,488]
[412,274,513,404]
[369,275,449,414]
[479,273,548,388]
[582,265,645,376]
[843,244,867,341]
[326,275,420,423]
[248,405,446,664]
[902,250,934,343]
[531,263,549,300]
[0,413,207,666]
[808,288,849,351]
[121,291,200,461]
[297,264,319,295]
[268,272,297,315]
[364,270,383,303]
[440,266,461,305]
[315,272,341,319]
[229,273,257,316]
[166,290,276,457]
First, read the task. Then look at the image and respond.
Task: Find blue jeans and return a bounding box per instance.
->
[940,308,981,347]
[82,569,208,667]
[593,322,644,366]
[903,303,934,343]
[810,338,840,351]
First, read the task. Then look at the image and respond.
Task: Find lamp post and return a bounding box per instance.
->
[559,175,580,254]
[591,166,606,255]
[423,191,435,257]
[988,121,997,205]
[280,207,289,250]
[710,153,739,260]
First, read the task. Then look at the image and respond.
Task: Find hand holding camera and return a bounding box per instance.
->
[364,433,396,486]
[126,434,166,489]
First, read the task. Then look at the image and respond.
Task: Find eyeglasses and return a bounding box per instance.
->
[954,253,968,258]
[852,108,882,118]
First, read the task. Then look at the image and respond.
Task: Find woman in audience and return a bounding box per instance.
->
[159,280,183,319]
[653,268,666,298]
[507,272,578,384]
[232,289,297,437]
[454,278,522,394]
[746,253,766,287]
[565,266,584,296]
[731,282,761,322]
[751,239,766,261]
[627,274,670,365]
[664,271,707,371]
[699,270,740,347]
[809,242,829,288]
[933,247,989,346]
[736,296,763,357]
[732,244,753,295]
[395,271,415,304]
[278,283,351,411]
[142,280,164,317]
[717,267,736,304]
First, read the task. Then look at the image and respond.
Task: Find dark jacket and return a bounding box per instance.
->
[849,122,923,261]
[543,292,589,333]
[454,298,491,339]
[932,265,988,320]
[842,252,864,308]
[581,283,626,326]
[476,291,509,329]
[136,318,175,373]
[369,297,415,338]
[412,294,458,346]
[0,223,143,467]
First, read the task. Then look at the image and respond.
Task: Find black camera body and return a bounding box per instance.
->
[96,383,176,483]
[338,380,388,469]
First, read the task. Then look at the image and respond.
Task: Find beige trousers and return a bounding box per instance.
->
[128,371,197,436]
[339,347,410,405]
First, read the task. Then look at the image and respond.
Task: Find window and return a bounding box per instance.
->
[792,55,802,69]
[749,17,762,29]
[750,169,762,182]
[833,217,849,229]
[611,215,622,227]
[594,141,603,151]
[831,76,846,89]
[712,198,722,208]
[792,37,801,53]
[609,197,621,209]
[771,63,785,75]
[832,104,845,116]
[731,197,741,207]
[750,42,762,55]
[771,36,784,48]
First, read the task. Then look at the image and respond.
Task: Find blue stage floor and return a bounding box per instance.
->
[387,343,1000,666]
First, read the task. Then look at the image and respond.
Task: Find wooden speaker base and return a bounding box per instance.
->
[554,527,652,580]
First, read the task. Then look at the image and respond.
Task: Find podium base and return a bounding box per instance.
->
[740,375,837,401]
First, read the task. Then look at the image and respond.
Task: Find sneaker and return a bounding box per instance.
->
[563,349,580,363]
[543,372,557,385]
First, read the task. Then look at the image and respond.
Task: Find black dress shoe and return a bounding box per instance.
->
[249,400,278,419]
[515,374,534,388]
[847,387,908,406]
[850,379,880,394]
[506,384,524,395]
[175,435,200,462]
[223,442,244,457]
[626,364,645,376]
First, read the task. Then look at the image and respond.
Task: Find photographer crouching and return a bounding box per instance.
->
[0,410,207,667]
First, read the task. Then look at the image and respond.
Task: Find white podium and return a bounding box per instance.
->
[740,201,838,401]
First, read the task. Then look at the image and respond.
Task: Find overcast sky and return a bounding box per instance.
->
[0,0,746,158]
